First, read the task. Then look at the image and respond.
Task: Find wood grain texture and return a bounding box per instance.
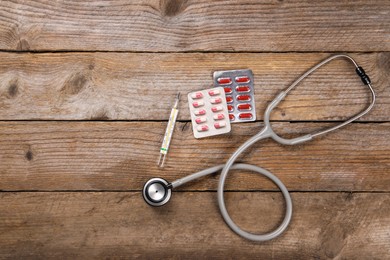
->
[1,121,388,191]
[0,192,389,259]
[0,1,389,52]
[1,0,389,258]
[0,52,388,121]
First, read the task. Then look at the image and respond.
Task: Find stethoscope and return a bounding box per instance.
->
[142,54,376,241]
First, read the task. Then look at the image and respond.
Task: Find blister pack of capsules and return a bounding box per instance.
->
[188,87,231,139]
[213,69,256,123]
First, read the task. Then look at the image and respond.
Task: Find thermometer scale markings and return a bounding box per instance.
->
[158,93,180,167]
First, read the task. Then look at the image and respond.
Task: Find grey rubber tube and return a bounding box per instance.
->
[171,128,293,242]
[217,130,292,242]
[172,163,292,241]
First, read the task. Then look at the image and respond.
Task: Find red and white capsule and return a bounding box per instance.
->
[191,92,203,99]
[194,109,206,116]
[214,121,226,129]
[211,105,223,112]
[195,117,207,124]
[192,100,205,108]
[197,125,209,132]
[213,113,225,120]
[210,97,222,104]
[208,89,221,96]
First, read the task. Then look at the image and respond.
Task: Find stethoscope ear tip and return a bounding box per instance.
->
[142,178,172,207]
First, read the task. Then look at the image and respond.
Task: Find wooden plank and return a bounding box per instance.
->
[0,1,389,52]
[0,121,388,191]
[0,192,389,258]
[0,52,388,121]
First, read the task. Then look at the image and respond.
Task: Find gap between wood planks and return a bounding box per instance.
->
[0,50,388,54]
[0,119,388,123]
[1,190,390,193]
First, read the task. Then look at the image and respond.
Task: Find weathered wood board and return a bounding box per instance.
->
[0,52,388,121]
[0,0,389,258]
[0,121,388,191]
[0,1,389,52]
[0,192,389,259]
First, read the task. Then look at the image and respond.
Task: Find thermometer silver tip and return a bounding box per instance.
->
[174,92,180,108]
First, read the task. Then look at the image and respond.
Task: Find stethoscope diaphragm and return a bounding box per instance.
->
[142,178,172,207]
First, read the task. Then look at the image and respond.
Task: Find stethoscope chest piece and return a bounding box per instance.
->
[143,178,172,207]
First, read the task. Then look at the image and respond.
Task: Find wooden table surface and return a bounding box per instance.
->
[0,1,389,259]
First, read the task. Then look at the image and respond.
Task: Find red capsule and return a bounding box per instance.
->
[237,95,251,102]
[237,103,251,111]
[224,87,232,94]
[239,113,253,120]
[217,77,232,85]
[227,105,234,112]
[235,76,250,83]
[236,86,251,93]
[226,96,233,103]
[229,114,235,121]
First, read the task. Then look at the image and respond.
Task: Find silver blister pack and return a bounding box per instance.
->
[213,69,256,123]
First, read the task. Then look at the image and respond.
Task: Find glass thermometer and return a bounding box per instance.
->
[158,92,180,168]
